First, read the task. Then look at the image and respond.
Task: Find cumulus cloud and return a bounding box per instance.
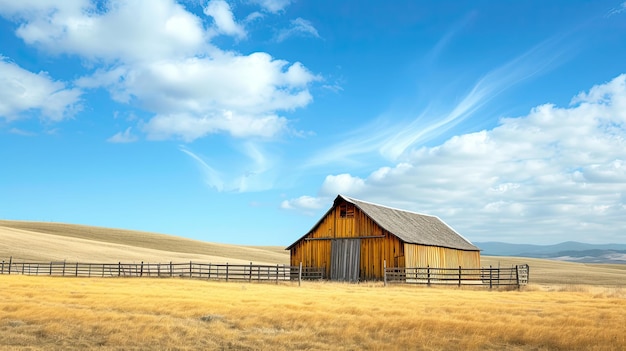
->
[0,0,205,62]
[0,57,82,122]
[281,195,326,215]
[204,0,246,39]
[276,17,320,42]
[284,74,626,244]
[0,0,318,140]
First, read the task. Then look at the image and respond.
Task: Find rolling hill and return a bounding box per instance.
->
[476,241,626,263]
[2,219,625,286]
[0,220,289,265]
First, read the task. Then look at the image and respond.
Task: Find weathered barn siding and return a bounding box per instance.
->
[404,244,480,268]
[288,195,481,281]
[289,201,405,280]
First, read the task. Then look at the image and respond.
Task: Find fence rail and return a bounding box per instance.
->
[0,258,325,283]
[384,264,529,288]
[1,257,526,288]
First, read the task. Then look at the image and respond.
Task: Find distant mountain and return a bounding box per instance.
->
[474,241,626,264]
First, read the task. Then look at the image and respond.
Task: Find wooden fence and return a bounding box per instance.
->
[0,258,325,284]
[384,264,529,288]
[1,257,528,288]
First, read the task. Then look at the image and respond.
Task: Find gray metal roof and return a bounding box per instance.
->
[287,195,479,251]
[340,195,479,251]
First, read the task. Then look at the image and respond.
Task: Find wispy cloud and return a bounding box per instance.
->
[251,0,292,13]
[425,11,477,63]
[179,146,225,192]
[8,128,36,136]
[305,34,571,167]
[276,18,320,42]
[607,1,626,16]
[107,127,138,143]
[179,143,279,193]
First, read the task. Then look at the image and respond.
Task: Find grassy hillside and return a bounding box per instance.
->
[0,220,289,265]
[2,219,625,286]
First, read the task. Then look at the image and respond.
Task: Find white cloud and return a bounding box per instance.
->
[107,127,138,143]
[281,195,327,214]
[285,74,626,244]
[0,0,318,140]
[204,0,246,39]
[319,174,366,197]
[276,17,320,42]
[1,0,206,63]
[0,57,82,122]
[251,0,291,13]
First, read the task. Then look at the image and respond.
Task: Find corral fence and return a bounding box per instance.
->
[384,263,530,289]
[0,257,325,285]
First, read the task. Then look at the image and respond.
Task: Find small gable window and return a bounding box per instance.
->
[339,204,355,218]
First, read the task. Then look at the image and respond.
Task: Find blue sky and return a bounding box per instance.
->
[1,0,626,246]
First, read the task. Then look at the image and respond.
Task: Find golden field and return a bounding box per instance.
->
[2,219,626,350]
[1,276,625,351]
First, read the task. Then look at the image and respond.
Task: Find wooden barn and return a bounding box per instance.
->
[287,194,481,281]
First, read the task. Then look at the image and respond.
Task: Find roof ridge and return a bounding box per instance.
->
[340,194,437,218]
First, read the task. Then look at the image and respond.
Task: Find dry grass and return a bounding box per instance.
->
[1,275,625,351]
[0,220,288,264]
[481,256,626,286]
[2,220,626,350]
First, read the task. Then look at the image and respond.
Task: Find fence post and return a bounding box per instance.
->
[383,260,387,287]
[249,262,252,282]
[22,262,25,275]
[299,262,302,287]
[208,263,211,280]
[427,265,431,286]
[118,262,121,276]
[189,261,193,278]
[75,262,78,277]
[50,262,53,276]
[1,260,4,274]
[62,260,66,276]
[226,263,229,282]
[458,266,462,287]
[8,257,12,274]
[489,265,493,289]
[276,264,279,284]
[169,261,173,277]
[515,265,520,289]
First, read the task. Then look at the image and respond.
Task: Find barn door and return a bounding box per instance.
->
[330,239,361,282]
